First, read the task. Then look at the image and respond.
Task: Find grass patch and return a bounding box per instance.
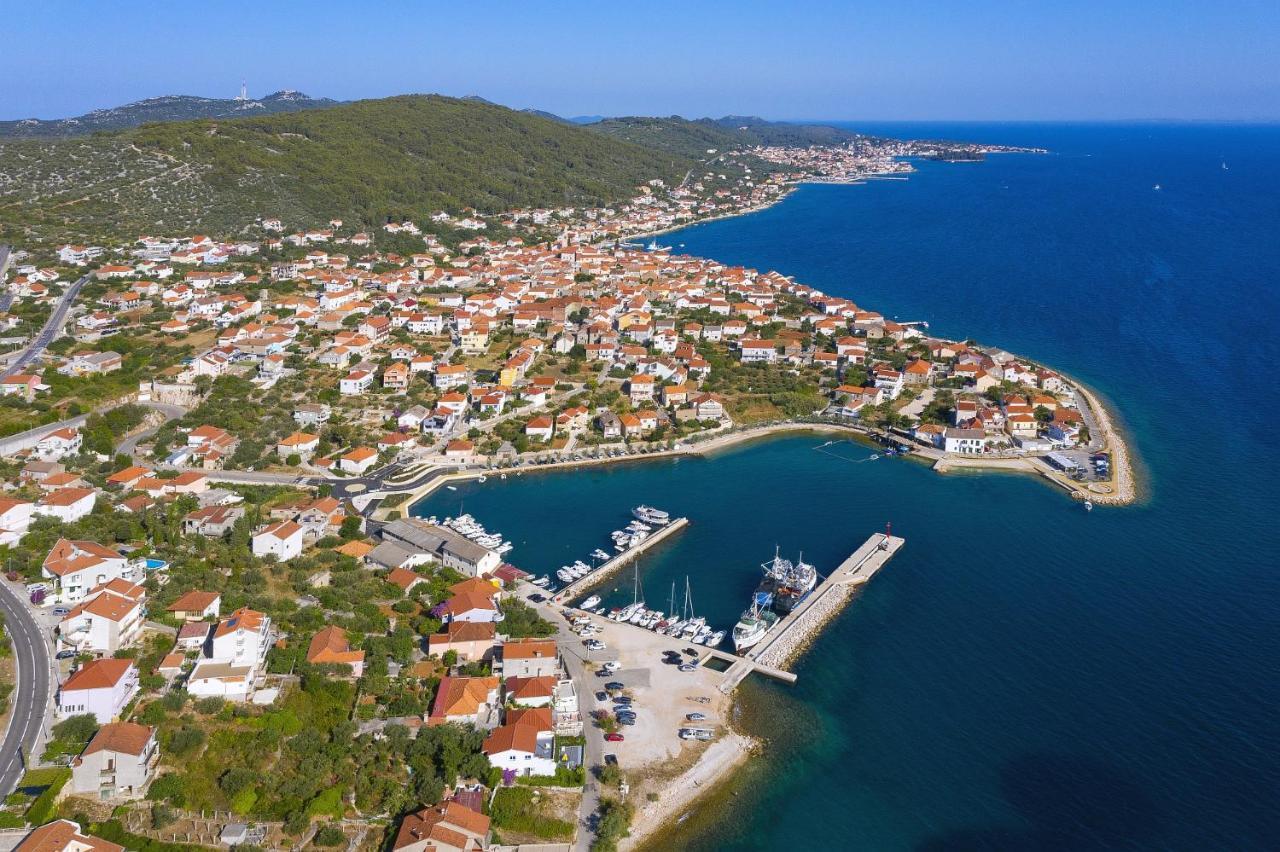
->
[23,767,70,825]
[489,787,574,840]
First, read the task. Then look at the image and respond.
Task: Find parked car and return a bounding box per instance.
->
[605,681,626,691]
[604,753,619,766]
[51,606,71,617]
[595,691,609,702]
[612,696,633,705]
[679,663,697,672]
[55,649,77,660]
[605,733,625,742]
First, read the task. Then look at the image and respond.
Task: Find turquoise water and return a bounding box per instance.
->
[418,124,1280,849]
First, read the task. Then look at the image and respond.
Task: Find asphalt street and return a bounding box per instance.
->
[0,580,52,796]
[1,273,89,380]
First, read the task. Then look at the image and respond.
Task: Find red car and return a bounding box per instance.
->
[604,733,625,742]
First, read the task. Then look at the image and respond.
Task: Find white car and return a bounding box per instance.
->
[602,661,621,673]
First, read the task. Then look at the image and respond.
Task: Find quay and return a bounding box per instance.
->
[553,517,689,601]
[718,532,904,692]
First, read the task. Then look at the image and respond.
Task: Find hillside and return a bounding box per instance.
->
[0,90,340,138]
[586,115,860,160]
[0,95,695,241]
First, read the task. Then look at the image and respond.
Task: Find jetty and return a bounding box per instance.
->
[554,517,689,600]
[718,531,904,692]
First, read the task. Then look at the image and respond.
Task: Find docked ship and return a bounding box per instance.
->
[732,587,779,653]
[632,505,671,525]
[765,549,818,615]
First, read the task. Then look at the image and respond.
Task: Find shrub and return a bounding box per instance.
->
[312,824,345,847]
[489,787,574,839]
[147,773,186,807]
[24,768,70,825]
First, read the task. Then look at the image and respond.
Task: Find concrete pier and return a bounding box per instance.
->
[718,532,904,692]
[555,517,689,601]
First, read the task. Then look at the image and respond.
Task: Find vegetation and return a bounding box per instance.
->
[489,786,575,840]
[23,767,70,825]
[0,95,695,241]
[0,91,339,138]
[591,796,634,852]
[587,114,859,160]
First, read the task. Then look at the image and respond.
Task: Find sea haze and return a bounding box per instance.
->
[418,123,1280,849]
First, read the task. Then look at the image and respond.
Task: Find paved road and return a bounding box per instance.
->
[0,580,52,796]
[1,273,89,380]
[0,245,12,312]
[523,593,603,851]
[115,402,189,458]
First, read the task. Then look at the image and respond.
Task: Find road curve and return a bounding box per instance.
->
[2,273,89,380]
[0,581,52,796]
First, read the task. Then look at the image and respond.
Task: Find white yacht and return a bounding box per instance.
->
[633,505,671,525]
[581,595,602,610]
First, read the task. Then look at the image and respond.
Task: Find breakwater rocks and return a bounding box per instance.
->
[754,584,854,670]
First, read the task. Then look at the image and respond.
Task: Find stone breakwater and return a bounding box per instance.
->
[753,583,858,670]
[740,535,904,677]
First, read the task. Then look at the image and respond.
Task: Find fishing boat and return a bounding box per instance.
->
[766,549,819,615]
[733,590,779,652]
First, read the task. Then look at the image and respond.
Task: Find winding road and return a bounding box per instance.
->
[1,273,89,380]
[0,580,52,796]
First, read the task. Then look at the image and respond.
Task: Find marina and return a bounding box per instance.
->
[553,513,690,600]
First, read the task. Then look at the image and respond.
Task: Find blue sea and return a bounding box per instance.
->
[417,124,1280,849]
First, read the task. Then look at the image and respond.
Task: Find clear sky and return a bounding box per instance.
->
[3,0,1278,122]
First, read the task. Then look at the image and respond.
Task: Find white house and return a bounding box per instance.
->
[339,369,374,395]
[211,607,272,668]
[58,580,146,656]
[42,539,131,604]
[482,707,557,777]
[186,607,273,702]
[33,427,82,461]
[338,446,378,475]
[738,339,778,363]
[34,487,97,524]
[252,520,304,561]
[944,427,989,455]
[70,721,158,800]
[0,497,34,546]
[57,659,139,724]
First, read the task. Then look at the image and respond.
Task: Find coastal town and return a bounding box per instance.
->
[0,134,1130,852]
